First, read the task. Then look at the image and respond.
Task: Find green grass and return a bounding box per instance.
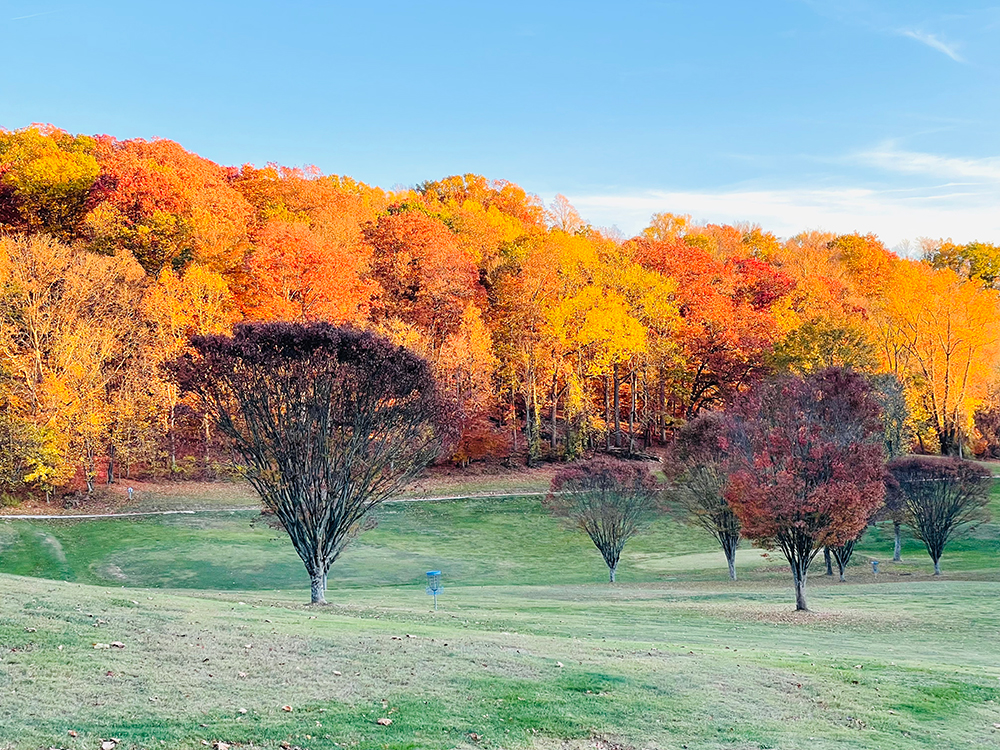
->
[0,485,999,749]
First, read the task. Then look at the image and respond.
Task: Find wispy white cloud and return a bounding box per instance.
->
[564,181,1000,249]
[857,143,1000,181]
[898,29,965,62]
[8,10,59,21]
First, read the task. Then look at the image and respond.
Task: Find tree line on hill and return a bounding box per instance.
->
[3,124,1000,503]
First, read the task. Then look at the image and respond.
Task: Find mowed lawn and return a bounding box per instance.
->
[0,487,998,749]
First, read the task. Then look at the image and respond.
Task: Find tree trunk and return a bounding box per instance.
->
[824,546,833,576]
[550,373,559,452]
[613,363,621,448]
[939,426,958,456]
[604,374,611,450]
[169,403,177,473]
[722,535,738,581]
[893,520,902,562]
[793,563,809,611]
[609,564,616,583]
[528,372,540,465]
[204,415,212,472]
[106,444,116,485]
[510,386,518,454]
[310,571,327,604]
[658,375,667,443]
[85,444,96,494]
[837,560,847,582]
[933,558,941,576]
[628,370,637,455]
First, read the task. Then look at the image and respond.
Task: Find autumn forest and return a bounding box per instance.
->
[1,123,999,503]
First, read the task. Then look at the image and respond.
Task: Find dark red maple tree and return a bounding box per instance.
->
[723,368,886,610]
[172,322,449,604]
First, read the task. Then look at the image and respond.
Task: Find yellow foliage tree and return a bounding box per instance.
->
[0,235,147,492]
[875,261,1000,455]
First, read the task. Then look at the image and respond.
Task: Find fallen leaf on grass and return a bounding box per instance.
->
[93,643,110,650]
[282,705,293,712]
[376,718,392,726]
[101,741,118,750]
[67,730,77,737]
[332,670,342,676]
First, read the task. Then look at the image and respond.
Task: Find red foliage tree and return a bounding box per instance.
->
[243,219,378,323]
[628,237,794,418]
[364,207,483,354]
[86,138,252,274]
[724,368,886,610]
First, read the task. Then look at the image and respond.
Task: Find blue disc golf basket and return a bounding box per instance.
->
[426,571,443,610]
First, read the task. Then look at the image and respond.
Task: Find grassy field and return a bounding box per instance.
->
[0,486,998,749]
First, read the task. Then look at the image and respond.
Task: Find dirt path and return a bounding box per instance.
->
[0,491,550,520]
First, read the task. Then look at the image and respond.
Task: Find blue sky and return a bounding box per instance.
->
[3,0,1000,247]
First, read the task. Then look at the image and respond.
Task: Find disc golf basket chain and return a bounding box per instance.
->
[426,571,443,610]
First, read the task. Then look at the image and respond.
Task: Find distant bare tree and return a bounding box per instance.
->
[888,457,992,575]
[882,475,907,562]
[830,537,859,581]
[547,194,585,233]
[173,322,447,603]
[545,457,660,582]
[665,412,741,580]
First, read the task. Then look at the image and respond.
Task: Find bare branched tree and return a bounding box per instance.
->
[830,537,859,581]
[888,457,992,575]
[665,412,741,580]
[871,373,913,561]
[545,457,660,582]
[173,322,448,603]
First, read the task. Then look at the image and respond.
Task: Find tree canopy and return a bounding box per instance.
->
[5,123,1000,501]
[724,368,887,610]
[172,322,448,603]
